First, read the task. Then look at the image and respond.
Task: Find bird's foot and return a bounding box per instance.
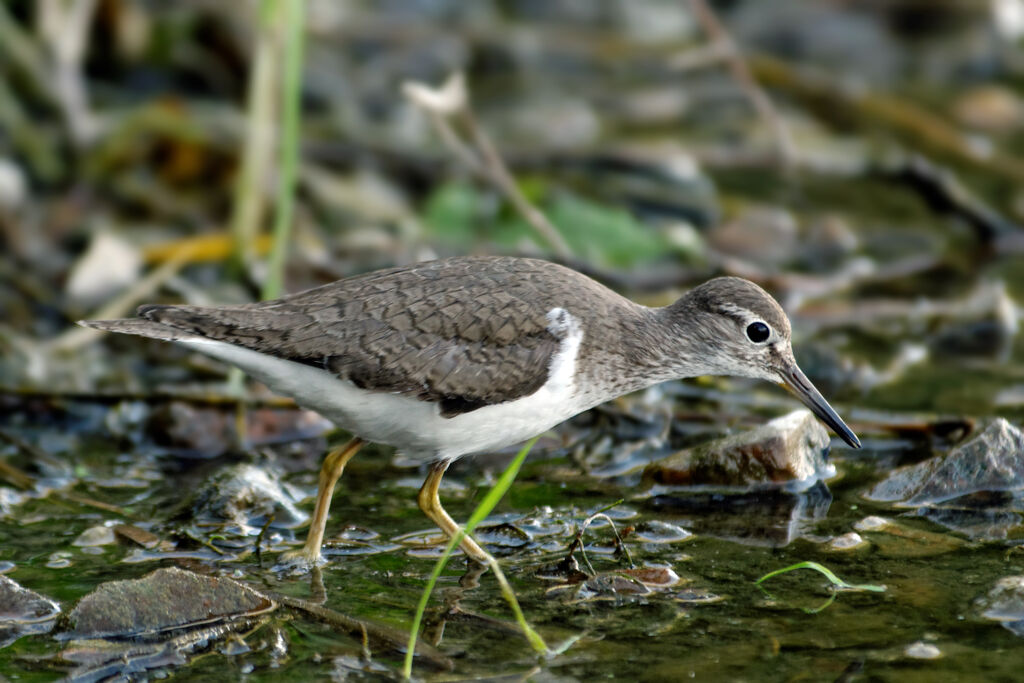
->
[278,545,327,570]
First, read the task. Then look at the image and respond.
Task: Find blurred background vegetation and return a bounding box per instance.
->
[1,0,1022,406]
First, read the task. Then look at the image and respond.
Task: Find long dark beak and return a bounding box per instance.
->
[781,363,861,449]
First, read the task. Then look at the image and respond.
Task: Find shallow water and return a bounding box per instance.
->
[2,369,1024,681]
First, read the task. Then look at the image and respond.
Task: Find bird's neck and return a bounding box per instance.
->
[573,297,712,402]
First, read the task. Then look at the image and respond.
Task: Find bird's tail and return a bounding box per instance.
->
[77,317,198,342]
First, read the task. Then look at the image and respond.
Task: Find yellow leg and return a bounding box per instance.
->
[282,437,364,566]
[417,460,493,564]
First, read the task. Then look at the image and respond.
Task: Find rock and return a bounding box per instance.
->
[828,532,867,551]
[904,641,942,659]
[915,492,1023,541]
[851,516,967,558]
[799,214,859,272]
[58,568,276,680]
[183,463,307,533]
[643,410,834,491]
[0,575,60,647]
[112,524,169,550]
[976,576,1024,637]
[61,567,274,640]
[866,419,1024,506]
[72,525,116,547]
[474,523,531,548]
[631,520,693,544]
[547,566,682,601]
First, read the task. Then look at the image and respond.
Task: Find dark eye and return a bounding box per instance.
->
[746,321,770,343]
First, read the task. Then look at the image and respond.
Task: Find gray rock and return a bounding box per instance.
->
[0,575,60,648]
[976,576,1024,637]
[183,463,307,532]
[61,567,274,640]
[867,419,1024,506]
[643,410,834,492]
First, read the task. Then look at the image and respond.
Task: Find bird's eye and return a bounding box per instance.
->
[746,321,770,343]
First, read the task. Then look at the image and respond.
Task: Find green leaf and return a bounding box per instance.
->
[423,181,485,246]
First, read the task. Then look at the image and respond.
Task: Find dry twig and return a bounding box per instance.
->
[687,0,794,168]
[403,73,573,258]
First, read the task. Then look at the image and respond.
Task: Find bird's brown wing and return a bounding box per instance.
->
[99,257,571,416]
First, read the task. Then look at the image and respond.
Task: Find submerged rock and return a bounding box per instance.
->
[0,575,60,648]
[976,576,1024,637]
[72,525,116,547]
[850,515,968,557]
[182,463,307,533]
[867,419,1024,506]
[915,492,1023,541]
[546,566,682,601]
[828,532,867,551]
[904,641,942,659]
[61,567,274,640]
[643,410,834,491]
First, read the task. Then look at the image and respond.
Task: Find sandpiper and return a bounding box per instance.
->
[81,255,860,566]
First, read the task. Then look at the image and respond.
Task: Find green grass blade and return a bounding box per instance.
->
[756,560,886,614]
[261,0,304,301]
[403,437,545,679]
[756,561,886,592]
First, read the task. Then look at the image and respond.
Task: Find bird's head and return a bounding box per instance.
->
[669,277,861,449]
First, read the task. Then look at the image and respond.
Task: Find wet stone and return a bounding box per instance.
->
[548,566,682,601]
[72,525,116,547]
[853,515,890,532]
[0,575,60,648]
[907,488,1024,542]
[113,524,168,550]
[904,641,942,659]
[46,552,72,569]
[643,410,834,491]
[866,419,1024,506]
[474,523,531,548]
[61,567,274,640]
[828,532,867,551]
[183,463,307,533]
[631,520,693,544]
[976,576,1024,637]
[851,516,967,558]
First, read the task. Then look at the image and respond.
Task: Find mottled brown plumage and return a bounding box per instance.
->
[99,256,642,416]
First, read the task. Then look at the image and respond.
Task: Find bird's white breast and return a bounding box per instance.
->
[176,307,591,462]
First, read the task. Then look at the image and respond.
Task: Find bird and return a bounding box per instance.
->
[80,255,861,567]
